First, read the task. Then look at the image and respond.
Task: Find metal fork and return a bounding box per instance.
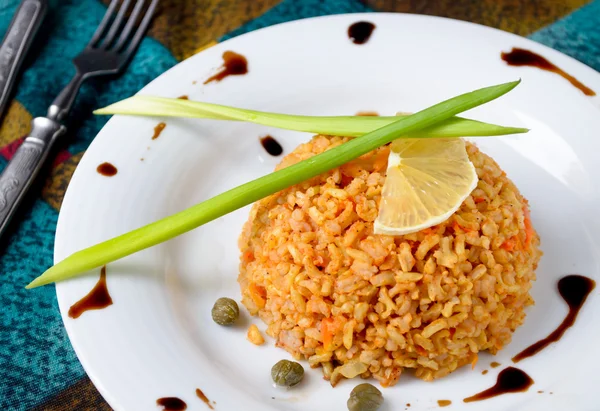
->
[0,0,158,237]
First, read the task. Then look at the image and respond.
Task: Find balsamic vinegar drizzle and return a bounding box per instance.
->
[463,367,533,403]
[152,122,167,140]
[502,48,596,96]
[204,51,248,84]
[513,274,595,362]
[260,135,283,156]
[157,397,187,411]
[196,388,214,410]
[68,266,112,319]
[348,21,376,44]
[96,162,117,176]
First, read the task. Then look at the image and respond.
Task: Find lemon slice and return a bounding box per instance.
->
[374,138,477,235]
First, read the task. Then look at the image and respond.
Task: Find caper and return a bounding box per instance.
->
[271,360,304,387]
[347,383,384,411]
[211,297,239,325]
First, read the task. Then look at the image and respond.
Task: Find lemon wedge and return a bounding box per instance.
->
[374,138,478,235]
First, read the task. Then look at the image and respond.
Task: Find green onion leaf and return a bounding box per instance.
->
[94,96,527,138]
[27,80,522,288]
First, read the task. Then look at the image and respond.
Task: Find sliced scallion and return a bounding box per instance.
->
[94,96,527,138]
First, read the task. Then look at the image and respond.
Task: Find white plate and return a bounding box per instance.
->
[55,13,600,411]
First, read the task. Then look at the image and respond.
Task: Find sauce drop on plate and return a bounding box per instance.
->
[177,95,189,100]
[260,135,283,156]
[152,122,167,140]
[463,367,534,402]
[438,399,452,407]
[157,397,187,411]
[195,388,214,409]
[68,266,113,319]
[348,21,376,44]
[501,48,596,96]
[490,361,501,368]
[513,275,595,362]
[97,162,117,176]
[355,111,379,116]
[204,51,248,84]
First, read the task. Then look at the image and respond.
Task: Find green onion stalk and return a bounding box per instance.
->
[27,80,523,288]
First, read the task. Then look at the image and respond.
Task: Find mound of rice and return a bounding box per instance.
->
[238,135,542,387]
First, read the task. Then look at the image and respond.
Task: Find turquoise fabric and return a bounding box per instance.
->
[529,0,600,72]
[0,197,77,408]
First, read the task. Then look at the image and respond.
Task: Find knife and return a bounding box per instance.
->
[0,0,47,122]
[0,0,47,236]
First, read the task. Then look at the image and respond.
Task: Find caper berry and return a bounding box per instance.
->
[347,383,384,411]
[211,297,239,325]
[271,360,304,387]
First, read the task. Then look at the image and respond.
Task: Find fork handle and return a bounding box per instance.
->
[0,117,64,236]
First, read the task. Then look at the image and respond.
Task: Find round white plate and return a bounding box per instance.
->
[55,13,600,411]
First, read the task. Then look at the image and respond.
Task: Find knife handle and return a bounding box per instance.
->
[0,0,47,119]
[0,116,64,236]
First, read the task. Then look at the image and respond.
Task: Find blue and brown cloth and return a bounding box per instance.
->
[0,0,599,409]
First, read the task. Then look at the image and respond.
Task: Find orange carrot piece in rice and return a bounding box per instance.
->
[321,318,335,349]
[471,354,478,369]
[453,221,474,233]
[452,221,462,233]
[501,238,516,251]
[242,250,254,262]
[523,206,533,248]
[249,283,266,309]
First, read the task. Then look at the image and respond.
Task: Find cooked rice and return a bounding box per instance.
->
[247,324,265,345]
[238,135,542,387]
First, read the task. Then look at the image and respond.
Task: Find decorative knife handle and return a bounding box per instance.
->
[0,117,64,235]
[0,0,47,119]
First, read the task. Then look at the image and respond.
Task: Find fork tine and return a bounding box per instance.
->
[87,0,119,48]
[113,0,146,51]
[100,0,133,49]
[122,0,158,58]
